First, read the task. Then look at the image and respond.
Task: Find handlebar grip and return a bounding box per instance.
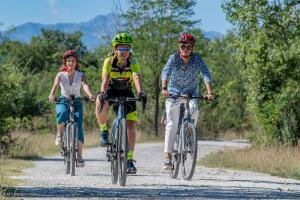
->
[82,96,90,102]
[202,96,208,100]
[48,97,58,102]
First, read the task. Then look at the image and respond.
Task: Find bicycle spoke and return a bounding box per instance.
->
[181,122,197,180]
[118,118,127,186]
[170,134,181,179]
[110,126,118,184]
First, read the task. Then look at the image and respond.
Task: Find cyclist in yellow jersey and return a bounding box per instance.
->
[95,33,147,174]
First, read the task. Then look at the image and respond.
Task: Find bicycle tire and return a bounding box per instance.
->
[118,118,128,186]
[110,124,118,184]
[64,125,70,174]
[181,122,197,180]
[70,123,77,176]
[170,131,181,179]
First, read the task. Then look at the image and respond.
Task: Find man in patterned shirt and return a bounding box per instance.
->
[161,33,214,169]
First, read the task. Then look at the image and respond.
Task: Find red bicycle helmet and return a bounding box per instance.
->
[60,50,80,72]
[177,33,196,46]
[63,50,78,59]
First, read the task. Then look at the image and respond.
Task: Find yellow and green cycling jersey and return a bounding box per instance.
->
[102,54,140,121]
[102,53,140,89]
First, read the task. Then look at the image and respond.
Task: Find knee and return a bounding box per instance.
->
[56,110,68,123]
[96,102,109,115]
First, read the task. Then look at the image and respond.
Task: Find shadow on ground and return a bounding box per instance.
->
[4,185,300,199]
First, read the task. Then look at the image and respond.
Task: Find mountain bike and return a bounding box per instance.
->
[55,95,90,176]
[168,94,209,180]
[100,96,145,186]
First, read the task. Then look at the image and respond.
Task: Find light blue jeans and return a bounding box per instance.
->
[55,97,84,143]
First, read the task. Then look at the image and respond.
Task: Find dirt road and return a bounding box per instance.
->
[10,140,300,199]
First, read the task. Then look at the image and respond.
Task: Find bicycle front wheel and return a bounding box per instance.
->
[110,124,118,184]
[181,122,197,180]
[118,118,128,186]
[170,132,181,179]
[64,125,70,174]
[70,123,78,176]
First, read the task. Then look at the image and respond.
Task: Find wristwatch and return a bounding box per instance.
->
[162,87,167,91]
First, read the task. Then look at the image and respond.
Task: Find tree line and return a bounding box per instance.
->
[0,0,299,156]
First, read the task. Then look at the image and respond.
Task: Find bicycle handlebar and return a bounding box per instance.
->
[99,96,146,113]
[105,97,141,103]
[166,94,208,100]
[49,96,94,103]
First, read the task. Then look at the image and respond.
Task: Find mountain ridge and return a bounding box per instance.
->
[2,14,223,50]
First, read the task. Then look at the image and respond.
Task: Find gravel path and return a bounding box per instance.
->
[9,140,300,199]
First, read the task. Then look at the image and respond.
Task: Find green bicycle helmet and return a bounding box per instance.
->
[112,33,133,47]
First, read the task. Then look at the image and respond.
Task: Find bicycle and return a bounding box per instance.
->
[55,95,90,176]
[100,96,145,186]
[167,94,209,180]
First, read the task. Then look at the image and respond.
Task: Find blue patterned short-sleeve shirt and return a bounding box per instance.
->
[161,52,212,96]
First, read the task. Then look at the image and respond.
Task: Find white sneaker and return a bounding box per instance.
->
[55,135,62,145]
[77,158,85,167]
[163,160,172,170]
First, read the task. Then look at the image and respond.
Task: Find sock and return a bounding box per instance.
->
[100,123,108,132]
[127,150,133,160]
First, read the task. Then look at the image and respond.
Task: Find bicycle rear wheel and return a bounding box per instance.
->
[170,132,181,179]
[70,123,77,176]
[181,122,197,180]
[110,124,118,184]
[118,118,128,186]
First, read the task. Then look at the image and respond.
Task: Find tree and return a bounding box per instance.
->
[124,0,199,136]
[222,0,300,144]
[0,63,25,156]
[198,33,249,137]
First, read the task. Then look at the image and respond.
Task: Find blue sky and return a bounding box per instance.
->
[0,0,232,34]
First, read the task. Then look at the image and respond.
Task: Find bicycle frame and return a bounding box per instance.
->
[102,96,142,186]
[169,95,206,180]
[56,95,89,176]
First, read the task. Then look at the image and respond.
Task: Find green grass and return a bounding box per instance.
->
[0,132,99,198]
[200,145,300,180]
[0,159,33,197]
[8,131,99,158]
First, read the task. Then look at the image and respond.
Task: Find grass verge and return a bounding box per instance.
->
[0,132,99,198]
[8,131,99,158]
[0,159,33,197]
[200,145,300,180]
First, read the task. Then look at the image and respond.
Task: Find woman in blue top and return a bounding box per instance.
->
[161,33,215,169]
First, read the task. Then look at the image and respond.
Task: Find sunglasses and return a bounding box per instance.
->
[180,45,193,50]
[117,47,131,52]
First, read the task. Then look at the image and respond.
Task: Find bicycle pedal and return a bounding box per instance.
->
[106,156,111,162]
[106,152,112,161]
[60,148,66,156]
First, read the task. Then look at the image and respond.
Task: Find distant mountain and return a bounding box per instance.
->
[2,14,223,50]
[5,14,116,50]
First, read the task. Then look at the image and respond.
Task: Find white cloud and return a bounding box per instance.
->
[49,0,59,15]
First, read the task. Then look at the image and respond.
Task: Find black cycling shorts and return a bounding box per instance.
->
[106,88,136,116]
